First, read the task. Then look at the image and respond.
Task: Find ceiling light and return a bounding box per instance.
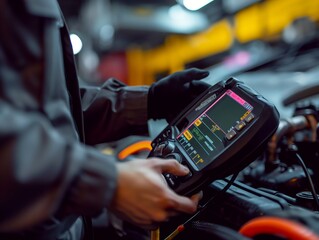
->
[182,0,214,11]
[70,34,83,55]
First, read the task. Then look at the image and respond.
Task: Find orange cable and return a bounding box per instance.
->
[239,216,319,240]
[117,140,152,160]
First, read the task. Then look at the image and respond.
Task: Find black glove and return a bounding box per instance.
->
[148,68,210,122]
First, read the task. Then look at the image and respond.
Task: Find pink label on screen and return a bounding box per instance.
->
[227,90,246,106]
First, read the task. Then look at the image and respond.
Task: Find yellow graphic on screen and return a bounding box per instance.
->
[196,158,204,165]
[211,124,220,133]
[241,111,250,121]
[183,130,193,140]
[195,119,202,126]
[193,153,200,160]
[192,154,204,165]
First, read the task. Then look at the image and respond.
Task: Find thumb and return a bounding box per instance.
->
[186,68,210,80]
[173,68,209,84]
[179,68,209,83]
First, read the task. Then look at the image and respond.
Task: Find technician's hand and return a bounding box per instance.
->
[148,68,210,122]
[110,158,201,228]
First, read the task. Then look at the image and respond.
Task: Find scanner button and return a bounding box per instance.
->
[158,142,166,150]
[162,141,175,155]
[244,113,255,123]
[226,130,236,140]
[235,121,246,131]
[166,129,172,138]
[162,128,172,139]
[153,142,167,156]
[164,173,178,188]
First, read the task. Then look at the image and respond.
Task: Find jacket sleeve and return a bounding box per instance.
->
[0,102,118,232]
[0,1,117,232]
[80,79,150,145]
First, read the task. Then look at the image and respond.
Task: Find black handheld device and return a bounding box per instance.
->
[148,78,280,196]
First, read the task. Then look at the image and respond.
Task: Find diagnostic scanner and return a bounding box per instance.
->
[148,78,280,196]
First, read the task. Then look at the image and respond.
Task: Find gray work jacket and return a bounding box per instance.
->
[0,0,149,239]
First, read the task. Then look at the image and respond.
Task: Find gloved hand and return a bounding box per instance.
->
[148,68,210,122]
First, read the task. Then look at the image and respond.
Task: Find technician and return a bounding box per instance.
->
[0,0,210,239]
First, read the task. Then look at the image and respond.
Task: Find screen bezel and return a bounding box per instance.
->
[174,87,264,172]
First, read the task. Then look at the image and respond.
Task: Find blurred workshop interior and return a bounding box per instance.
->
[59,0,319,118]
